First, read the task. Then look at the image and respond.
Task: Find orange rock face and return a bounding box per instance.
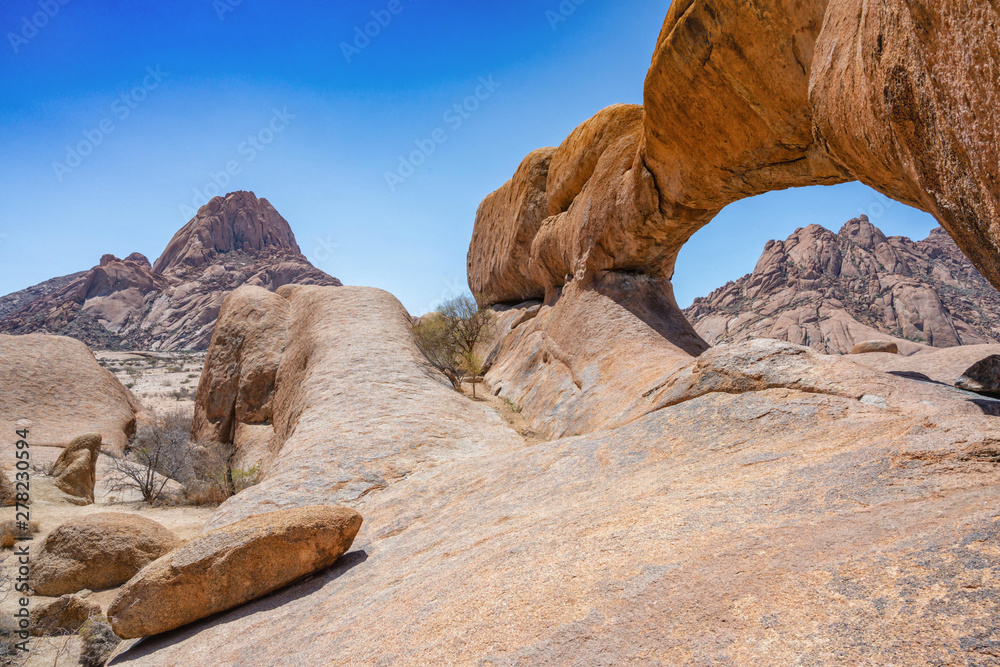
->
[810,0,1000,288]
[191,286,289,468]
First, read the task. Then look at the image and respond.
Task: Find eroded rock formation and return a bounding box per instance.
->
[469,0,1000,438]
[192,284,524,529]
[0,191,341,350]
[685,218,1000,354]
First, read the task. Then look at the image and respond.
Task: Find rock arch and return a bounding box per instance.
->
[468,0,1000,437]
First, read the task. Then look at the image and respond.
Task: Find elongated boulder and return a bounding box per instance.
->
[108,505,362,639]
[851,341,900,355]
[32,514,180,596]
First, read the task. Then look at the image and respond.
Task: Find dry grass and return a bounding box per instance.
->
[0,519,40,549]
[79,615,120,667]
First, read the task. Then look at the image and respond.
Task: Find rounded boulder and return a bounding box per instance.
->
[32,513,180,596]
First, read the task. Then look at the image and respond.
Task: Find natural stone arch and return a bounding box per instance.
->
[469,0,1000,307]
[467,0,1000,438]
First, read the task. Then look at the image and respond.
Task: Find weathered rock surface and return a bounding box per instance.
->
[810,0,1000,291]
[191,286,289,470]
[0,334,142,451]
[111,339,1000,666]
[955,355,1000,395]
[32,513,180,596]
[30,594,101,637]
[0,191,341,351]
[51,433,102,504]
[484,276,707,438]
[469,0,1000,439]
[848,343,1000,387]
[108,505,362,639]
[852,340,899,355]
[685,219,1000,354]
[195,285,524,529]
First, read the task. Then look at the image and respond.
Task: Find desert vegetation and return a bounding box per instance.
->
[108,409,260,506]
[414,294,495,389]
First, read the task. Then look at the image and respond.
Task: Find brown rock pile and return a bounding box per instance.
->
[51,433,102,505]
[0,334,142,451]
[32,513,179,596]
[0,191,341,351]
[108,505,362,639]
[685,219,1000,354]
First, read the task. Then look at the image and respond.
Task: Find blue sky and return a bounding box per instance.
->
[0,0,938,314]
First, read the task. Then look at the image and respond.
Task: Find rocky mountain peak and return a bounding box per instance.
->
[685,220,1000,354]
[0,193,340,350]
[837,215,888,249]
[152,191,302,274]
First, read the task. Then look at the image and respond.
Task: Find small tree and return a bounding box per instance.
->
[414,294,495,388]
[188,441,260,502]
[414,312,462,387]
[108,410,192,504]
[439,295,495,373]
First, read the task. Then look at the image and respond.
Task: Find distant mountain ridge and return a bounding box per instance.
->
[0,191,341,350]
[684,217,1000,354]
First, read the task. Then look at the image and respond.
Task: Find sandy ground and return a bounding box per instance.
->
[0,454,216,666]
[1,348,211,665]
[459,379,547,447]
[95,351,205,415]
